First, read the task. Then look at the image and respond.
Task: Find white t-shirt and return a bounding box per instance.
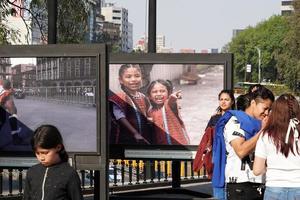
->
[224,116,263,183]
[255,132,300,187]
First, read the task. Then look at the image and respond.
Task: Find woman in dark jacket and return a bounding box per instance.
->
[194,89,235,200]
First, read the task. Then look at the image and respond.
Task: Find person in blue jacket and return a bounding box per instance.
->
[0,79,33,151]
[212,86,274,200]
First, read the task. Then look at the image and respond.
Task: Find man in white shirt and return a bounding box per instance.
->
[225,87,274,200]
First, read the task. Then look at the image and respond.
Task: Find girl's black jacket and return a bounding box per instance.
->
[23,162,83,200]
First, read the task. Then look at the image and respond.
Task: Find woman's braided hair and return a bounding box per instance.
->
[266,93,300,157]
[286,94,296,119]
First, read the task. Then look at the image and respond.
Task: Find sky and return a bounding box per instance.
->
[106,0,282,52]
[11,58,36,66]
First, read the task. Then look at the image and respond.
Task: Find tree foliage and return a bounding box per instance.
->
[226,1,300,92]
[276,0,300,91]
[30,0,89,43]
[1,0,89,44]
[58,0,89,43]
[0,1,20,44]
[94,31,121,53]
[227,16,289,83]
[0,1,9,43]
[1,0,122,51]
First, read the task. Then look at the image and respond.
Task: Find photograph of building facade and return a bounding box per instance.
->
[11,64,36,88]
[34,57,96,88]
[0,58,12,80]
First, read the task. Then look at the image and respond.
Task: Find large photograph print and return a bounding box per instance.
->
[109,63,224,146]
[0,56,97,153]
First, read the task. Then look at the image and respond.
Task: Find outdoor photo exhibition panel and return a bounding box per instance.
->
[0,44,107,170]
[109,53,233,160]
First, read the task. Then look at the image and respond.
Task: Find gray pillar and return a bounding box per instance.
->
[144,0,157,180]
[47,0,57,44]
[140,0,156,93]
[148,0,156,53]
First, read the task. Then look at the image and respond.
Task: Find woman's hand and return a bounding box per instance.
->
[261,115,269,131]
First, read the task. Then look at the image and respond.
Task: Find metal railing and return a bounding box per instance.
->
[0,159,208,199]
[22,86,96,106]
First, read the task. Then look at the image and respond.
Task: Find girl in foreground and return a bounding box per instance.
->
[23,125,83,200]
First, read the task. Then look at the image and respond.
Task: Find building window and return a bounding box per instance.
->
[281,10,292,15]
[42,71,46,80]
[47,71,51,80]
[52,69,55,80]
[75,59,80,77]
[282,1,292,6]
[60,67,64,79]
[67,59,72,78]
[84,58,91,77]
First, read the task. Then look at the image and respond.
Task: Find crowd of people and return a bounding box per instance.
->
[2,63,299,199]
[193,83,300,200]
[107,64,300,199]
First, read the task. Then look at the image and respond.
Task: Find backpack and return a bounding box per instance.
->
[193,126,215,178]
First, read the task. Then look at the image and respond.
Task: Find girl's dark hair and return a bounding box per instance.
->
[118,64,142,92]
[216,89,236,113]
[31,124,68,162]
[146,79,173,97]
[237,85,274,111]
[264,93,300,157]
[248,84,263,93]
[236,93,251,111]
[118,64,141,77]
[248,85,275,103]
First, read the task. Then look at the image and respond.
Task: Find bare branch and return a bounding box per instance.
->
[19,14,31,44]
[6,0,46,42]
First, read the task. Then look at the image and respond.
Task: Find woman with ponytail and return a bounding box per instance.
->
[254,94,300,200]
